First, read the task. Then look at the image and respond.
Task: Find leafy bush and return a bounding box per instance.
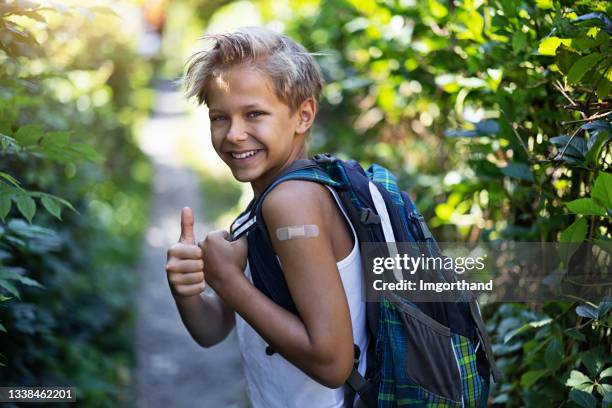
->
[274,0,611,405]
[0,2,152,406]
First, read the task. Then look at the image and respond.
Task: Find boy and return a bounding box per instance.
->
[165,27,368,407]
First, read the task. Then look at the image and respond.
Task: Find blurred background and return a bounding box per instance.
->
[0,0,610,406]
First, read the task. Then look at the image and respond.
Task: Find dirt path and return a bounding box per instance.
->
[134,79,248,408]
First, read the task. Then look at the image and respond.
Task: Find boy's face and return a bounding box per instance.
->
[206,66,313,194]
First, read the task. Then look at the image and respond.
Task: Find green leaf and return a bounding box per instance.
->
[29,192,77,214]
[586,131,611,165]
[596,78,612,100]
[12,275,43,288]
[520,369,548,388]
[566,198,606,216]
[581,348,608,377]
[501,162,534,182]
[0,271,44,289]
[428,0,448,18]
[0,321,5,333]
[492,393,508,404]
[41,196,61,220]
[567,370,593,388]
[576,305,599,319]
[504,318,552,343]
[600,366,612,379]
[551,134,588,160]
[0,279,20,300]
[557,47,581,75]
[13,124,43,146]
[512,31,527,52]
[538,36,571,56]
[535,0,553,9]
[0,171,23,189]
[0,133,19,151]
[596,383,612,397]
[0,194,10,222]
[14,195,35,223]
[569,389,596,408]
[568,53,604,84]
[41,131,70,148]
[560,217,588,243]
[544,337,563,372]
[592,172,612,209]
[565,328,586,342]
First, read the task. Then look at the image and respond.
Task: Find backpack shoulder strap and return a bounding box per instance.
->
[229,159,336,240]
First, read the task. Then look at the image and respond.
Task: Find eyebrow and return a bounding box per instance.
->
[208,104,264,113]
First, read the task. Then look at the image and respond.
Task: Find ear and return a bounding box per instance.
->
[295,97,317,135]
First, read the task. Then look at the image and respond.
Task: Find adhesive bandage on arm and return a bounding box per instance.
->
[276,225,319,241]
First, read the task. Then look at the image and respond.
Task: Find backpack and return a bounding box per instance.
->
[229,153,501,407]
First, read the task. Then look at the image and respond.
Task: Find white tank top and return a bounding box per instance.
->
[235,186,368,408]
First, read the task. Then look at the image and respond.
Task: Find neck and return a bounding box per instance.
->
[251,144,309,197]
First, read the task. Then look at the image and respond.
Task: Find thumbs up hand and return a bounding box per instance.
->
[198,230,248,292]
[165,207,206,298]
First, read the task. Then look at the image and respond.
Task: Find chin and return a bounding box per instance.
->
[231,169,260,183]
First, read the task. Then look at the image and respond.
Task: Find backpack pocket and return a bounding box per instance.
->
[392,299,463,402]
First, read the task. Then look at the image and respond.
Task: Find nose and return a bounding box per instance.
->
[225,119,248,144]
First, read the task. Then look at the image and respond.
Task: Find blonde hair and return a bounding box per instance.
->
[183,26,325,114]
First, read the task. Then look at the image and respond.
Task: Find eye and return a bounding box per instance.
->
[210,115,226,122]
[247,111,265,119]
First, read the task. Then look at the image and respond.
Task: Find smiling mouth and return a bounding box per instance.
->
[230,149,261,159]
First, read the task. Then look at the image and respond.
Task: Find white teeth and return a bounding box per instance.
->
[231,150,258,159]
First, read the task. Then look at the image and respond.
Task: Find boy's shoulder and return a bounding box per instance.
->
[260,179,338,226]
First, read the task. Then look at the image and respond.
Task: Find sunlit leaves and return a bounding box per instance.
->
[428,0,448,19]
[567,53,604,84]
[284,1,612,404]
[560,217,588,243]
[564,172,612,217]
[591,172,612,209]
[566,198,607,216]
[538,36,572,55]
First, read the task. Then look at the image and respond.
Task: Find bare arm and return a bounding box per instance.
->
[202,182,354,388]
[171,289,235,348]
[165,207,235,348]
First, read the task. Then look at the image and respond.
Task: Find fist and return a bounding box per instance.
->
[165,207,205,298]
[198,230,248,290]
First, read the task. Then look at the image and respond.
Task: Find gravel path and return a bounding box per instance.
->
[134,79,248,408]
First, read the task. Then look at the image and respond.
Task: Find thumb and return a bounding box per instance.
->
[179,207,196,244]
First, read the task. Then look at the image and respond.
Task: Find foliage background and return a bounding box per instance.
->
[284,0,612,405]
[1,1,153,406]
[1,0,610,406]
[167,0,611,406]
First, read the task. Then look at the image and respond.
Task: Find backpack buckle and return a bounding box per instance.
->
[409,212,433,240]
[313,153,336,164]
[360,208,380,224]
